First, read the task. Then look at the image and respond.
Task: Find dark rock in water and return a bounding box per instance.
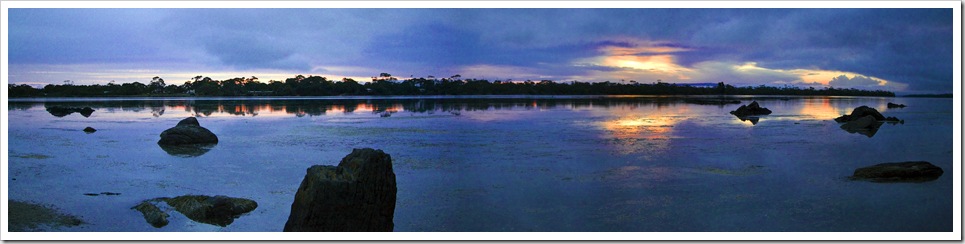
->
[887,102,906,108]
[835,106,902,137]
[132,201,169,228]
[83,127,97,133]
[83,193,99,196]
[839,115,883,137]
[284,148,397,232]
[158,117,218,145]
[729,101,772,117]
[159,143,216,157]
[163,195,258,227]
[176,116,201,127]
[835,106,891,122]
[45,106,96,118]
[851,161,943,183]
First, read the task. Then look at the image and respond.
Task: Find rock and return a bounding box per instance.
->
[887,102,906,108]
[729,101,772,117]
[176,116,201,127]
[284,148,397,232]
[83,127,96,133]
[158,117,218,145]
[163,195,258,227]
[839,115,883,137]
[132,201,169,228]
[851,161,943,183]
[834,106,896,122]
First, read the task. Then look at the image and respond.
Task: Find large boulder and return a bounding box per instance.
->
[729,101,772,117]
[284,148,397,232]
[834,106,900,123]
[851,161,943,183]
[887,102,906,108]
[158,117,218,145]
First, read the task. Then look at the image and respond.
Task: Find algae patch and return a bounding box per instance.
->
[12,153,52,159]
[8,200,85,231]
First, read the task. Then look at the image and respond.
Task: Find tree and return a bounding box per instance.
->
[149,76,166,93]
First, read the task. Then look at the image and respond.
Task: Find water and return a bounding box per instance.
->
[5,95,953,232]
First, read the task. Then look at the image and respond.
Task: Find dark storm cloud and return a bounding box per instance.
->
[6,8,953,93]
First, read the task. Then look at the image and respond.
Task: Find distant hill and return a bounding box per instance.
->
[904,93,953,98]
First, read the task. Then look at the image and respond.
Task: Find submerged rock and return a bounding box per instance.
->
[887,102,906,108]
[8,200,85,231]
[851,161,943,183]
[158,117,218,145]
[83,127,97,133]
[284,148,397,232]
[834,106,900,123]
[729,101,772,117]
[132,201,170,228]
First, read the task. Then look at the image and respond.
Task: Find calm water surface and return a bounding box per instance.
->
[6,95,954,232]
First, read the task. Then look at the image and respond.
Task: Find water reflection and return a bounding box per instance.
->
[158,143,216,157]
[45,105,95,117]
[798,97,843,120]
[16,97,734,118]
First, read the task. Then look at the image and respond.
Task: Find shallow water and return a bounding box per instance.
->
[5,95,954,232]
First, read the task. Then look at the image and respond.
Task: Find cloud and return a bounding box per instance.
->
[827,75,907,91]
[6,8,952,94]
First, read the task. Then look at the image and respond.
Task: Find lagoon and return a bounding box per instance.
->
[5,95,954,232]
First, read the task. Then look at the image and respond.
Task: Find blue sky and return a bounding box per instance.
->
[6,8,954,94]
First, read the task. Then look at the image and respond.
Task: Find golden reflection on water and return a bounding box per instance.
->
[598,113,679,157]
[798,97,843,120]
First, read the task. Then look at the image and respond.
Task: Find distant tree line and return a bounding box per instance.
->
[7,74,896,97]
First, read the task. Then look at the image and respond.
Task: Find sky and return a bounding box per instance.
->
[5,8,955,94]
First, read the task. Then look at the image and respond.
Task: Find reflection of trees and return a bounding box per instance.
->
[24,97,792,118]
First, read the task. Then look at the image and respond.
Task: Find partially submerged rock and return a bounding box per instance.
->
[45,106,95,118]
[158,117,218,145]
[83,127,97,133]
[834,106,900,123]
[887,102,906,108]
[729,101,772,117]
[132,201,170,228]
[165,195,258,227]
[851,161,943,183]
[284,148,397,232]
[133,195,257,228]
